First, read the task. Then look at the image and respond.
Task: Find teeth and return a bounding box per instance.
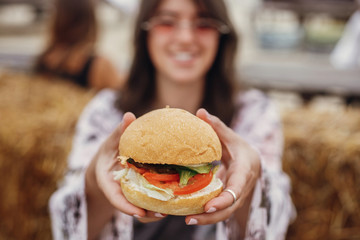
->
[175,53,193,61]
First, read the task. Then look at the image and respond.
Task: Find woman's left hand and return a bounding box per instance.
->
[185,108,261,226]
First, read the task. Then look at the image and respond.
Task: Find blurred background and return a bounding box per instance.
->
[0,0,359,239]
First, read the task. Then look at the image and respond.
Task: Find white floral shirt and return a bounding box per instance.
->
[49,89,296,240]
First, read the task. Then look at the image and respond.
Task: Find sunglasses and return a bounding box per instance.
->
[142,16,230,35]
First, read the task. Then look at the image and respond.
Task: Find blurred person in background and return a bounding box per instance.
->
[330,0,360,69]
[49,0,295,239]
[34,0,125,90]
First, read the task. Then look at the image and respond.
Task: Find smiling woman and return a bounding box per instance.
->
[118,0,238,122]
[49,0,295,239]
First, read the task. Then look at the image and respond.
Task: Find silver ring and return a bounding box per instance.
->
[224,189,237,205]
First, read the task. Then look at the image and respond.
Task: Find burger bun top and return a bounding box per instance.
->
[119,107,222,165]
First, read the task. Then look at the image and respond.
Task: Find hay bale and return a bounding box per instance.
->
[0,72,94,240]
[282,105,360,240]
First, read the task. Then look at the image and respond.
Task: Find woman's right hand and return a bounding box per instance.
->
[85,112,165,239]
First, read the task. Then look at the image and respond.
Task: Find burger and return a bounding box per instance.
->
[113,107,223,215]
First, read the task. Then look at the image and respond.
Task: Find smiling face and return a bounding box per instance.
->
[146,0,220,85]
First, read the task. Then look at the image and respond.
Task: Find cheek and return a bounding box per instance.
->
[147,34,167,67]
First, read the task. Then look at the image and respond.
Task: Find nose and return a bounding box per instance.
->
[174,21,196,42]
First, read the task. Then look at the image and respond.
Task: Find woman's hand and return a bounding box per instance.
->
[185,109,261,227]
[86,112,166,239]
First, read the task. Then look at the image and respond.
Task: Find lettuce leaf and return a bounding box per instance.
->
[178,169,197,186]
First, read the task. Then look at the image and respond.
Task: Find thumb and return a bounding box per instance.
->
[196,108,234,144]
[121,112,136,133]
[104,112,136,151]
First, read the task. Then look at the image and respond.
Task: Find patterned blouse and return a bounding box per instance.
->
[49,89,296,240]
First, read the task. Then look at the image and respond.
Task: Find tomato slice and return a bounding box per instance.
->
[143,172,180,182]
[146,171,213,195]
[173,172,213,195]
[127,162,148,174]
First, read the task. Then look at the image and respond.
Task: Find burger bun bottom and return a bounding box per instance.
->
[120,176,223,216]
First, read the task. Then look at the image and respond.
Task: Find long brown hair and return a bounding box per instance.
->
[116,0,239,125]
[35,0,97,69]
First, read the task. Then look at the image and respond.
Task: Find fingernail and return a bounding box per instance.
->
[155,212,165,218]
[133,214,142,218]
[206,207,217,213]
[187,218,198,225]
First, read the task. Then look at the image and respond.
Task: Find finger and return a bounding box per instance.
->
[136,217,164,224]
[100,176,146,217]
[96,157,145,217]
[196,108,235,145]
[196,109,236,167]
[215,165,226,180]
[185,206,234,226]
[104,112,136,151]
[145,211,167,218]
[196,108,212,125]
[136,211,167,223]
[203,189,240,214]
[121,112,136,132]
[185,185,244,226]
[207,168,257,215]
